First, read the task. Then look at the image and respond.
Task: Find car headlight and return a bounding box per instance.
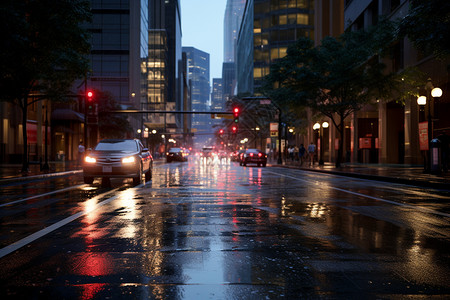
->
[85,156,96,163]
[122,156,135,164]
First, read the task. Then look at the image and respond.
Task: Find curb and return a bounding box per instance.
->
[269,164,450,191]
[0,170,82,184]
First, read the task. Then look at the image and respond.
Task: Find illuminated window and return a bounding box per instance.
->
[279,47,287,58]
[270,48,279,60]
[254,68,263,79]
[279,15,287,25]
[297,13,309,25]
[288,14,296,25]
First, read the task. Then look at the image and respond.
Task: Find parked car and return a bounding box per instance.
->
[83,139,153,185]
[240,149,267,167]
[167,147,188,162]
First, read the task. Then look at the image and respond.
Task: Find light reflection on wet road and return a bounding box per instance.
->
[0,159,449,299]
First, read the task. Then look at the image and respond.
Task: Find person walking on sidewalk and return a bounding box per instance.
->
[299,144,306,165]
[77,141,85,167]
[307,142,316,166]
[437,130,449,172]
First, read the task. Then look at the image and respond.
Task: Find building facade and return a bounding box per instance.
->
[344,0,449,165]
[183,47,211,147]
[237,0,315,95]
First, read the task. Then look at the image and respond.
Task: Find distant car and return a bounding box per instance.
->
[240,149,267,167]
[167,147,187,162]
[83,139,153,185]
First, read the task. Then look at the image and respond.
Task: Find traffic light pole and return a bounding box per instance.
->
[83,79,87,149]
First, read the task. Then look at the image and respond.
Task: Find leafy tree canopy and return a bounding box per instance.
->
[0,0,92,103]
[398,0,450,59]
[262,20,423,166]
[96,90,132,139]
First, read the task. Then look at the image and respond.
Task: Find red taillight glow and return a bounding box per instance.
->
[258,153,262,157]
[249,153,254,157]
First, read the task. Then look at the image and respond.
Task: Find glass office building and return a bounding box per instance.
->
[237,0,314,94]
[183,47,211,147]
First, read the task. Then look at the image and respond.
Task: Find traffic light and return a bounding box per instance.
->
[231,125,237,134]
[219,129,224,137]
[86,90,94,112]
[233,106,240,123]
[87,91,94,101]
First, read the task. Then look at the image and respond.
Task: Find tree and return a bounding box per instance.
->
[262,21,422,167]
[398,0,450,60]
[0,0,91,172]
[96,90,132,139]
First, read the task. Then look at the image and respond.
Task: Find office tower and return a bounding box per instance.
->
[236,0,314,95]
[183,47,211,147]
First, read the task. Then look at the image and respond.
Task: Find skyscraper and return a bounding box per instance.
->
[183,47,211,147]
[224,0,246,63]
[223,0,246,104]
[147,0,185,141]
[236,0,314,95]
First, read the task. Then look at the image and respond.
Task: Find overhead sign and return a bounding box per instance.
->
[211,113,233,119]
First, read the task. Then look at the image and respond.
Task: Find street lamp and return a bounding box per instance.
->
[417,78,443,172]
[41,104,49,171]
[314,121,329,165]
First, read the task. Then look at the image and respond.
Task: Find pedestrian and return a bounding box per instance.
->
[307,142,316,166]
[437,130,449,172]
[294,145,299,162]
[289,146,294,161]
[299,144,306,165]
[77,140,85,167]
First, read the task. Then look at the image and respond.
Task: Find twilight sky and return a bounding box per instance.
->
[180,0,227,83]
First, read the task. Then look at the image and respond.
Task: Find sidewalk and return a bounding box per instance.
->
[273,159,450,190]
[1,159,449,190]
[0,161,82,183]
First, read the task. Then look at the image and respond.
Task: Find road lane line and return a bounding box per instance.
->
[0,184,86,208]
[266,169,450,218]
[0,189,121,259]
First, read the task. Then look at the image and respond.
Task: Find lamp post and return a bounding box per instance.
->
[41,104,49,171]
[417,78,442,172]
[314,121,329,165]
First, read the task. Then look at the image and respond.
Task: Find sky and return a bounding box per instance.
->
[180,0,227,82]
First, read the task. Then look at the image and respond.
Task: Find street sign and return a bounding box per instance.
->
[211,113,233,119]
[270,122,278,137]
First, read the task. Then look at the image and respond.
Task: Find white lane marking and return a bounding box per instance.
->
[0,185,86,208]
[0,188,121,259]
[266,169,450,218]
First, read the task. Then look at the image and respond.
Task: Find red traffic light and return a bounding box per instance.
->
[233,107,240,117]
[219,129,224,135]
[231,125,237,133]
[87,91,94,101]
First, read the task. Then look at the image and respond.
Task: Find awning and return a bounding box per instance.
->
[51,109,85,122]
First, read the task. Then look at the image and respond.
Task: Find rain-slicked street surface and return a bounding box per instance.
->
[1,159,449,299]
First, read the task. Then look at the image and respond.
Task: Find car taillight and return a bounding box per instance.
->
[249,153,254,157]
[258,153,262,157]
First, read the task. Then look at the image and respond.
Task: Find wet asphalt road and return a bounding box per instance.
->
[0,159,449,299]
